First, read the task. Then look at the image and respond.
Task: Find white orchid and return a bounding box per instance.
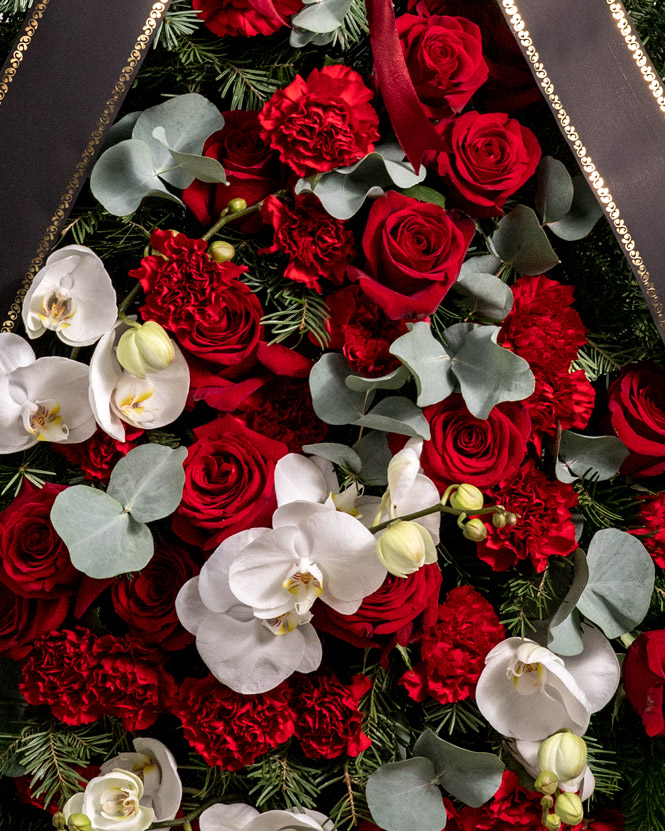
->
[100,737,182,823]
[274,452,368,516]
[63,769,154,831]
[22,245,117,346]
[0,333,96,454]
[199,802,334,831]
[89,321,189,441]
[476,625,620,743]
[511,734,595,800]
[176,528,322,695]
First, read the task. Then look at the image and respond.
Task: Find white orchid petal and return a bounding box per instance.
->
[175,577,207,635]
[387,446,421,513]
[90,324,126,440]
[249,811,327,831]
[0,333,35,375]
[133,738,182,822]
[543,671,591,735]
[272,500,330,529]
[393,475,442,543]
[141,344,189,428]
[200,803,260,831]
[274,454,331,506]
[199,528,270,613]
[296,621,324,673]
[562,624,621,714]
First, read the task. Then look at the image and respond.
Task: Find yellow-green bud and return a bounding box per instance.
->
[450,483,484,512]
[376,520,437,578]
[492,512,507,528]
[505,512,518,526]
[66,814,93,831]
[554,793,584,826]
[538,730,587,782]
[208,241,236,263]
[116,320,175,379]
[543,814,562,831]
[534,770,559,795]
[227,197,248,213]
[52,812,66,830]
[462,517,487,542]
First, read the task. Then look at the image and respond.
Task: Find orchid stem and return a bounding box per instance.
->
[118,281,142,314]
[149,796,235,828]
[201,189,288,241]
[370,503,504,534]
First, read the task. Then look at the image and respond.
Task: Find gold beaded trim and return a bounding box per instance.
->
[0,0,50,109]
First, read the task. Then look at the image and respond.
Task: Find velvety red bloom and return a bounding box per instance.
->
[183,111,280,231]
[523,368,596,453]
[351,191,475,319]
[260,193,355,292]
[397,14,488,118]
[193,0,301,37]
[172,414,287,550]
[477,459,578,572]
[582,809,625,831]
[259,64,379,177]
[291,672,371,759]
[456,770,542,831]
[0,585,68,660]
[53,428,142,483]
[111,542,198,650]
[623,630,665,737]
[425,111,541,217]
[400,585,504,704]
[313,563,442,650]
[133,230,261,374]
[325,285,409,378]
[421,395,531,489]
[168,674,295,769]
[20,628,174,731]
[630,493,665,568]
[608,363,665,477]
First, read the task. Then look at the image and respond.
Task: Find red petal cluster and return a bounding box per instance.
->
[630,493,665,568]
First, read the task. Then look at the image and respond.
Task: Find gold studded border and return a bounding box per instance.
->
[0,0,50,109]
[1,1,169,333]
[501,0,665,335]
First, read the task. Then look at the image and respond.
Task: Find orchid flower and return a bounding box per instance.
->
[511,736,596,801]
[89,321,189,441]
[475,625,620,742]
[63,769,154,831]
[199,802,334,831]
[274,452,368,516]
[22,245,118,346]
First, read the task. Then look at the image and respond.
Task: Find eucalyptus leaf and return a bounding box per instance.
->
[414,730,505,808]
[366,758,447,831]
[301,442,362,473]
[576,529,655,638]
[51,486,154,579]
[546,549,588,656]
[547,176,603,241]
[390,322,454,408]
[291,0,352,33]
[356,430,392,486]
[555,431,629,483]
[153,126,227,185]
[459,254,501,278]
[454,271,514,320]
[399,184,446,209]
[548,608,585,657]
[490,205,560,274]
[535,156,574,224]
[345,365,410,392]
[104,111,141,150]
[353,396,430,439]
[309,353,371,425]
[290,27,335,47]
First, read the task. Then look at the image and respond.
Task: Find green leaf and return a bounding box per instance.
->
[577,529,655,638]
[547,176,604,241]
[366,758,447,831]
[353,396,430,439]
[107,444,188,524]
[547,549,589,656]
[555,431,629,483]
[309,353,371,424]
[548,608,585,657]
[390,322,454,408]
[291,0,352,33]
[345,365,410,392]
[490,205,560,274]
[414,730,505,808]
[454,271,514,320]
[152,126,227,184]
[535,156,574,224]
[51,486,154,579]
[356,430,392,486]
[301,442,362,473]
[399,184,446,209]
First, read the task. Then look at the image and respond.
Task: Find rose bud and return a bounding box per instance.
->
[116,320,175,379]
[450,483,484,512]
[462,517,488,542]
[534,770,559,795]
[376,520,437,578]
[208,240,236,262]
[538,730,587,782]
[554,793,584,826]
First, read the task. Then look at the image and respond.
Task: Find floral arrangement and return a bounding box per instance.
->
[1,1,665,831]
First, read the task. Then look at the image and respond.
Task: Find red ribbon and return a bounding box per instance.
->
[365,0,443,173]
[246,0,290,27]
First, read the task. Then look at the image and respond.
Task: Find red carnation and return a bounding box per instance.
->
[133,230,261,374]
[400,585,504,704]
[455,770,543,831]
[259,65,379,177]
[523,368,595,453]
[20,628,174,731]
[193,0,301,38]
[630,493,665,568]
[291,672,371,759]
[623,630,665,737]
[477,459,578,573]
[168,674,295,770]
[53,428,142,483]
[260,193,355,292]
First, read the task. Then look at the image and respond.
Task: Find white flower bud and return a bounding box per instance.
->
[66,814,92,831]
[450,483,484,512]
[376,520,437,578]
[534,770,559,795]
[543,814,562,831]
[462,517,487,541]
[554,792,584,826]
[538,730,587,782]
[116,320,175,379]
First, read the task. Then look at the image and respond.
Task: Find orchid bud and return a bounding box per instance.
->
[52,812,66,830]
[116,320,175,379]
[543,814,562,831]
[208,241,236,262]
[538,730,587,782]
[462,517,487,542]
[554,793,584,826]
[534,770,559,795]
[492,512,507,528]
[450,483,484,512]
[376,520,437,578]
[227,197,247,213]
[505,512,518,526]
[66,814,92,831]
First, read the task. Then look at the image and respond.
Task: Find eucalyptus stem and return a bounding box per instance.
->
[370,503,504,534]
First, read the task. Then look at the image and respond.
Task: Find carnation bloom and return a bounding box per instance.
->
[64,770,154,831]
[476,626,620,741]
[630,493,665,568]
[22,245,117,346]
[199,803,333,831]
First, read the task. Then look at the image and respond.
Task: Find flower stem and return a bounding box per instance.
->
[118,281,142,314]
[149,796,235,828]
[201,189,288,241]
[370,503,504,534]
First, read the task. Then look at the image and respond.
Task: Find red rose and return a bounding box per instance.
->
[425,111,541,217]
[168,674,295,770]
[132,230,261,374]
[313,563,442,650]
[350,191,475,319]
[400,585,504,704]
[111,542,198,650]
[623,630,665,737]
[608,363,665,477]
[292,672,371,759]
[260,193,355,292]
[259,64,380,177]
[456,770,542,831]
[172,414,288,550]
[53,428,142,483]
[421,395,531,489]
[326,285,409,378]
[630,493,665,568]
[397,15,488,119]
[193,0,301,37]
[183,111,280,230]
[477,459,578,572]
[0,585,68,660]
